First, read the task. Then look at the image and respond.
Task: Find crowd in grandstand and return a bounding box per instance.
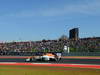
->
[0,37,100,55]
[69,37,100,52]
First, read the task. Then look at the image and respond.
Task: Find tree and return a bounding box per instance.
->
[59,35,68,41]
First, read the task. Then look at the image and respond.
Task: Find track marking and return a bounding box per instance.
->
[0,62,100,69]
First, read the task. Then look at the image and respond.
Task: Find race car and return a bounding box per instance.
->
[25,53,62,62]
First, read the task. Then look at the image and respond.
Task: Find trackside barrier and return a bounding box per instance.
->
[62,52,100,56]
[0,52,100,56]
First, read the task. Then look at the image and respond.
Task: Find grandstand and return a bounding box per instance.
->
[0,36,100,56]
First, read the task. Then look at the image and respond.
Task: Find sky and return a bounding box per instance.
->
[0,0,100,42]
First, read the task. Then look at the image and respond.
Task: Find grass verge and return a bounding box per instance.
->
[0,65,100,75]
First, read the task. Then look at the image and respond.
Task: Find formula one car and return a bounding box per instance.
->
[25,53,62,62]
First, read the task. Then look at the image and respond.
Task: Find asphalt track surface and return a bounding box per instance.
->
[0,56,100,65]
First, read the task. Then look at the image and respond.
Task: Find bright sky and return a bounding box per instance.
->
[0,0,100,42]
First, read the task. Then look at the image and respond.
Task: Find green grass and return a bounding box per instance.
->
[0,65,100,75]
